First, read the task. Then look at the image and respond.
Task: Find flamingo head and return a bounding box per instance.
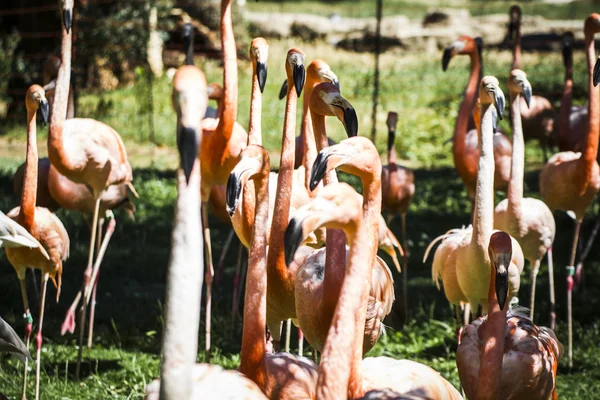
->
[562,32,574,69]
[488,231,513,311]
[61,0,74,34]
[584,13,600,38]
[508,69,532,108]
[310,137,380,191]
[310,82,358,137]
[250,37,269,93]
[479,76,505,127]
[285,48,306,97]
[172,65,207,184]
[309,59,340,90]
[26,85,49,126]
[441,35,478,71]
[182,23,195,65]
[508,5,522,41]
[386,111,398,133]
[285,183,362,266]
[226,145,270,216]
[207,83,223,101]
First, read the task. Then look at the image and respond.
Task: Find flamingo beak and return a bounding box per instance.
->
[442,47,454,71]
[177,126,199,185]
[493,86,505,121]
[495,261,509,311]
[522,81,532,109]
[226,158,261,216]
[594,55,600,87]
[39,100,49,126]
[293,64,306,97]
[309,148,347,191]
[278,80,288,100]
[332,78,341,90]
[343,106,358,137]
[284,217,306,267]
[257,62,267,94]
[562,39,572,69]
[63,8,72,34]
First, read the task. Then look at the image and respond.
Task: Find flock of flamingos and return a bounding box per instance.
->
[3,0,600,398]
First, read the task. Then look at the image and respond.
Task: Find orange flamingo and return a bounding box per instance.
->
[541,13,600,368]
[198,0,249,357]
[509,5,555,160]
[494,70,556,326]
[291,136,397,355]
[381,111,414,316]
[426,76,524,316]
[284,183,462,399]
[442,36,512,201]
[6,84,70,400]
[457,231,562,400]
[46,1,137,378]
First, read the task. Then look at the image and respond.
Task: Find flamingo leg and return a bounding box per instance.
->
[61,291,82,335]
[298,328,304,356]
[566,220,581,369]
[34,273,49,400]
[269,321,282,352]
[232,242,244,324]
[401,212,408,318]
[215,229,235,286]
[87,216,116,348]
[19,275,32,400]
[284,319,292,353]
[547,247,556,330]
[76,197,101,380]
[529,260,541,319]
[574,212,600,288]
[202,204,214,360]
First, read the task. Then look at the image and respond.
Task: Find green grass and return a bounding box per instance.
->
[1,36,600,398]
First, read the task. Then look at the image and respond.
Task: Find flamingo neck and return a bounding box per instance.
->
[267,78,298,289]
[579,34,600,193]
[311,112,347,320]
[19,107,38,231]
[248,66,262,146]
[302,79,317,190]
[159,162,203,399]
[558,59,573,151]
[48,17,72,171]
[507,91,524,217]
[316,218,370,400]
[387,130,398,165]
[475,264,508,400]
[216,0,237,141]
[453,53,480,166]
[471,102,494,253]
[512,26,522,70]
[239,172,269,390]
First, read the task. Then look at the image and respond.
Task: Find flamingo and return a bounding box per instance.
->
[289,136,397,355]
[426,76,525,316]
[147,64,264,400]
[508,5,555,160]
[198,0,249,358]
[457,231,563,400]
[46,0,137,378]
[284,183,463,400]
[5,84,70,400]
[494,69,556,326]
[540,13,600,368]
[442,36,512,201]
[381,111,414,317]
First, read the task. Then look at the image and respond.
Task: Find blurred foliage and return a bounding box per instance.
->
[0,31,19,103]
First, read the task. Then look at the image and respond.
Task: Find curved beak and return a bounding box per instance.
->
[332,78,341,90]
[309,148,347,191]
[495,261,509,311]
[226,158,261,216]
[284,209,326,266]
[63,8,73,34]
[594,55,600,87]
[493,86,505,121]
[522,81,532,109]
[278,80,288,100]
[39,100,49,126]
[257,62,267,93]
[177,126,200,185]
[562,40,572,69]
[442,47,454,71]
[293,64,306,97]
[333,103,358,138]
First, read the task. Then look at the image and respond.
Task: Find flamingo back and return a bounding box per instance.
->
[381,164,415,216]
[265,352,319,400]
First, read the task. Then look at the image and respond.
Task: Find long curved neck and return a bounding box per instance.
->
[302,79,317,189]
[48,17,72,169]
[248,65,262,146]
[216,0,237,140]
[267,77,298,286]
[159,163,203,400]
[316,219,370,400]
[507,91,524,217]
[312,112,346,319]
[471,102,495,252]
[475,265,507,400]
[579,33,600,193]
[239,172,269,389]
[453,53,480,162]
[559,56,574,151]
[387,130,398,165]
[19,107,38,231]
[512,23,522,70]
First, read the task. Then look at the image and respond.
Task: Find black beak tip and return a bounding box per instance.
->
[293,64,306,97]
[63,9,73,34]
[495,270,509,311]
[442,48,452,71]
[278,80,288,100]
[333,79,341,90]
[309,152,328,191]
[343,107,359,137]
[257,63,267,94]
[40,101,49,126]
[284,219,303,267]
[177,126,200,185]
[593,58,600,87]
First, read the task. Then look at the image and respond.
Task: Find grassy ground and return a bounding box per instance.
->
[1,36,600,398]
